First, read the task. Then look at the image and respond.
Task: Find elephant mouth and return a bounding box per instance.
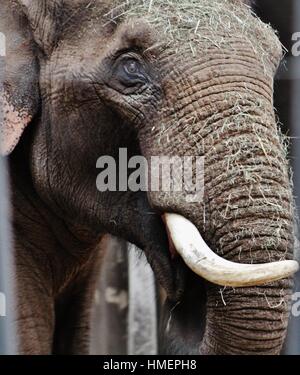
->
[163,213,299,288]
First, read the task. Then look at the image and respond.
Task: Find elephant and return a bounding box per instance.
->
[0,0,299,355]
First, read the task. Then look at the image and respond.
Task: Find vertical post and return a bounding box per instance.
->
[90,238,158,355]
[0,28,17,355]
[90,237,128,355]
[0,156,17,354]
[128,244,158,355]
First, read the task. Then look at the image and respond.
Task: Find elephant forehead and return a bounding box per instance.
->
[104,0,282,72]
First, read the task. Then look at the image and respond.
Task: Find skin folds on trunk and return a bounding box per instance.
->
[127,0,295,354]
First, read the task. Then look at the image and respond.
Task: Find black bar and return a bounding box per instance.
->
[0,356,299,372]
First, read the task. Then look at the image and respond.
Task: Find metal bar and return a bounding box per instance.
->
[0,27,17,355]
[0,156,17,354]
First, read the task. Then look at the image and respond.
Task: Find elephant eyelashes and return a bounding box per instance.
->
[113,55,149,90]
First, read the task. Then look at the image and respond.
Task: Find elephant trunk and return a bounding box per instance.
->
[138,37,296,353]
[197,98,295,354]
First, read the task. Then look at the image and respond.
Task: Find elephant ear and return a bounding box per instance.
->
[0,0,61,156]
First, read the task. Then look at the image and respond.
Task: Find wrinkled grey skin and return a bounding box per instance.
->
[0,0,295,354]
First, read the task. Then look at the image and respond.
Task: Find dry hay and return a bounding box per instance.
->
[103,0,282,76]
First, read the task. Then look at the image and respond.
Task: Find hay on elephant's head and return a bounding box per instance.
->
[103,0,282,75]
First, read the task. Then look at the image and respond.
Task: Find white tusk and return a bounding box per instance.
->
[164,213,299,287]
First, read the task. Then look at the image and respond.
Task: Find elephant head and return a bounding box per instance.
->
[1,0,298,354]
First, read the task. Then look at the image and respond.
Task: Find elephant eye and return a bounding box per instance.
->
[114,55,148,88]
[124,59,140,75]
